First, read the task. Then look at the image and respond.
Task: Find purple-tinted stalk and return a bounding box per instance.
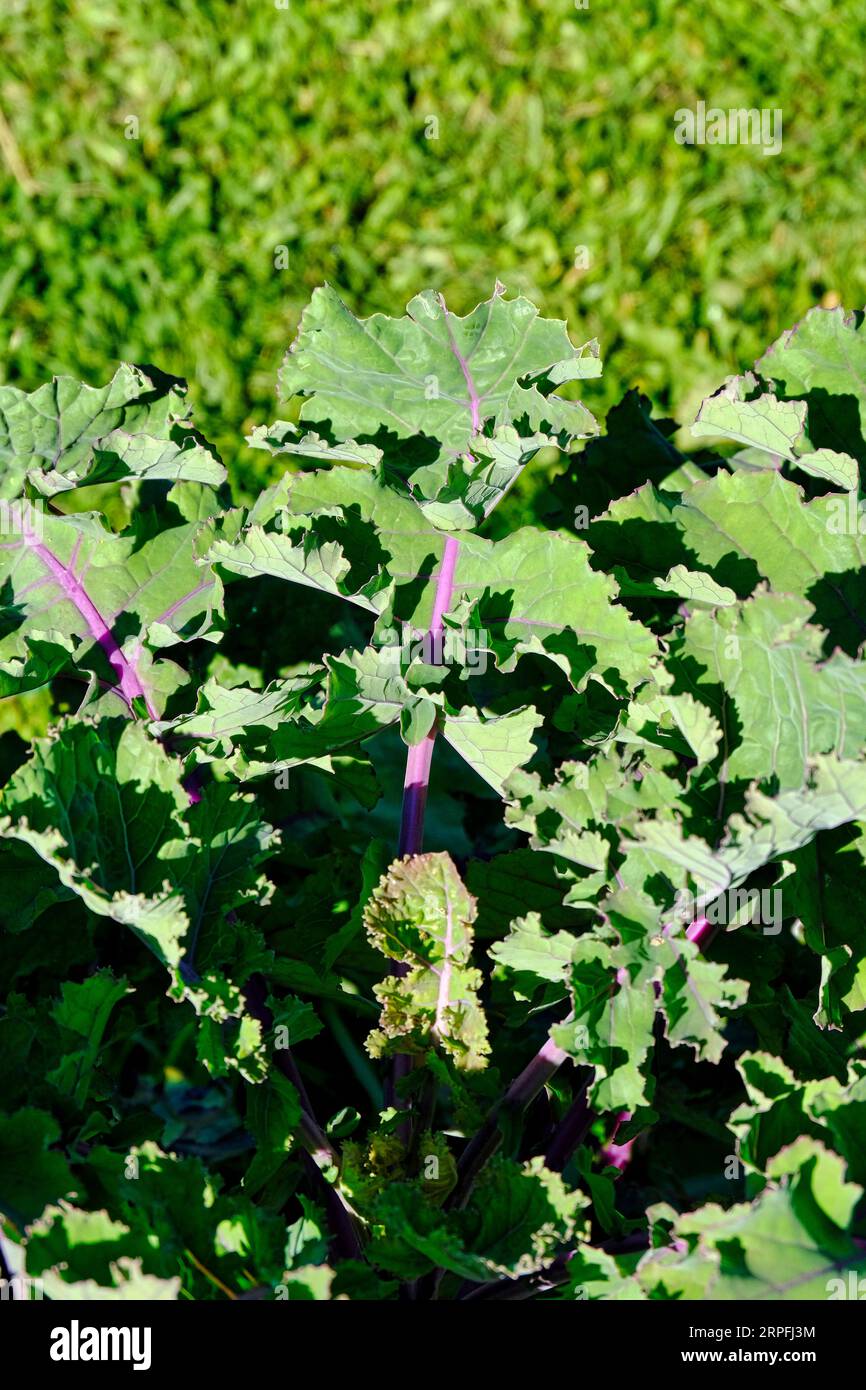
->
[450,907,722,1288]
[181,764,208,807]
[393,294,472,1118]
[426,1033,569,1296]
[397,534,460,857]
[21,517,157,718]
[686,914,712,949]
[599,1110,634,1172]
[397,737,435,859]
[391,535,461,1111]
[545,1073,594,1172]
[448,1033,568,1211]
[542,913,716,1175]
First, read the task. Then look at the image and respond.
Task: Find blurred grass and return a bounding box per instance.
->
[1,0,863,488]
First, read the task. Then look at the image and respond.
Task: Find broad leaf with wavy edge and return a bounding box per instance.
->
[0,364,225,499]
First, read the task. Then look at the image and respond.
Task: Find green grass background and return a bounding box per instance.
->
[1,0,863,481]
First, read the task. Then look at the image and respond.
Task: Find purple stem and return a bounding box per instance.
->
[448,1033,568,1211]
[452,911,717,1207]
[686,914,712,949]
[396,534,460,857]
[22,518,157,718]
[599,1110,634,1172]
[425,1032,570,1297]
[542,913,716,1175]
[181,763,208,807]
[545,1075,594,1172]
[391,535,461,1115]
[398,737,435,858]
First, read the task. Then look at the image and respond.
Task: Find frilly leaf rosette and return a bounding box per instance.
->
[363,852,490,1070]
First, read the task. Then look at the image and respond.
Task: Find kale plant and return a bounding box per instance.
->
[1,287,865,1301]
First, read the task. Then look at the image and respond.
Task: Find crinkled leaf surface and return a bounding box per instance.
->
[2,288,866,1303]
[0,364,225,499]
[364,852,489,1070]
[279,283,599,476]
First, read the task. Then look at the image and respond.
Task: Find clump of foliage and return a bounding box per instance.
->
[1,286,866,1301]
